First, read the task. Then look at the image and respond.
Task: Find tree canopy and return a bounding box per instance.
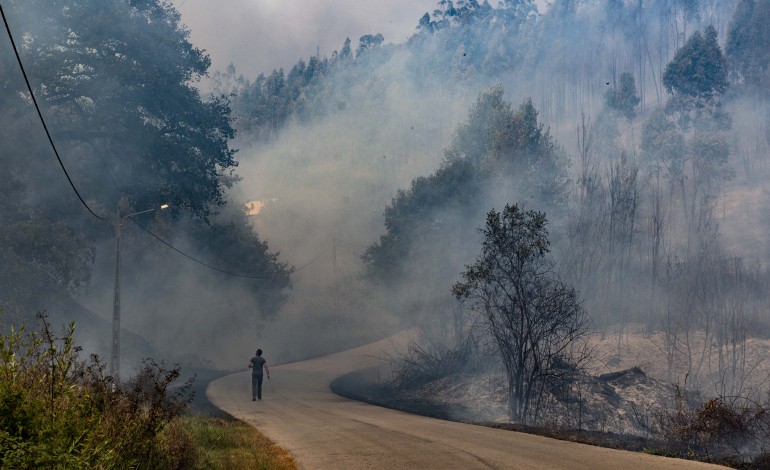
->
[453,204,589,422]
[662,25,728,103]
[364,87,568,284]
[0,0,291,331]
[726,0,770,90]
[605,72,641,120]
[2,0,237,219]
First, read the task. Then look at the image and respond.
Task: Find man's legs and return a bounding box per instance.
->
[251,374,258,400]
[257,374,264,399]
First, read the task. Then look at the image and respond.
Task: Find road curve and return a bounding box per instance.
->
[207,335,725,470]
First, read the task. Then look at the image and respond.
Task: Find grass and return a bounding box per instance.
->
[179,414,297,470]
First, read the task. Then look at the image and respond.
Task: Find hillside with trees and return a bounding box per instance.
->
[3,0,770,465]
[216,1,770,464]
[0,0,290,365]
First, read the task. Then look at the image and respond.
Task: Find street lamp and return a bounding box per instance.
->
[111,203,169,381]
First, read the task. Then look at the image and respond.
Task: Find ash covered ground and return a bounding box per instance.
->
[333,327,770,458]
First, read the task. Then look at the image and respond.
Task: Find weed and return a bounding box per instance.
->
[182,414,296,469]
[0,312,194,468]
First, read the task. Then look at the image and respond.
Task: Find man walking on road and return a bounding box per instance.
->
[248,349,270,401]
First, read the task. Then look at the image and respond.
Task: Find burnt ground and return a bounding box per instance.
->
[196,346,767,468]
[330,366,762,469]
[331,366,666,451]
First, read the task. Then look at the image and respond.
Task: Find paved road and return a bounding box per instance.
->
[207,336,725,469]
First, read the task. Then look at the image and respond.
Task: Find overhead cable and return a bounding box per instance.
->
[2,4,334,278]
[333,238,367,250]
[290,246,331,273]
[129,218,330,277]
[0,4,107,220]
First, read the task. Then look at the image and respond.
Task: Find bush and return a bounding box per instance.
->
[0,312,195,468]
[657,385,770,466]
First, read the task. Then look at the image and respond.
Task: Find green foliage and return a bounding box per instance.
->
[643,22,734,241]
[222,57,329,142]
[641,108,687,177]
[184,208,292,319]
[411,0,534,77]
[224,0,544,140]
[605,72,640,120]
[663,25,729,104]
[356,34,385,58]
[453,204,589,423]
[1,219,94,293]
[1,0,237,219]
[0,313,194,469]
[1,0,289,340]
[0,170,95,315]
[446,87,568,205]
[364,87,568,283]
[726,0,770,90]
[363,158,478,282]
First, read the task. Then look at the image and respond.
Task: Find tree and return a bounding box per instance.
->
[1,1,291,338]
[605,72,641,119]
[362,158,479,283]
[651,24,733,251]
[339,37,352,60]
[356,34,385,57]
[453,204,590,423]
[2,0,237,219]
[184,208,292,320]
[444,87,569,208]
[726,0,770,90]
[363,88,568,283]
[662,25,728,106]
[418,12,436,34]
[0,170,94,317]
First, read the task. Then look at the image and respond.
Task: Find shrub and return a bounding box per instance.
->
[0,312,195,468]
[657,385,770,466]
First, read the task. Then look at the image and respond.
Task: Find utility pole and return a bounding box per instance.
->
[332,237,339,338]
[111,203,122,380]
[110,202,168,382]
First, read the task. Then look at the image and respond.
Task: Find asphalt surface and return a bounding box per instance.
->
[207,336,726,470]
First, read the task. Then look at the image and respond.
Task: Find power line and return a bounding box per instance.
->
[129,219,283,279]
[129,218,330,278]
[1,5,335,279]
[0,4,107,220]
[291,246,331,273]
[333,237,368,250]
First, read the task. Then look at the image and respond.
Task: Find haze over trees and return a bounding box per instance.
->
[207,2,770,434]
[453,205,590,423]
[0,0,290,364]
[3,0,770,462]
[208,2,770,460]
[726,0,770,91]
[363,87,567,284]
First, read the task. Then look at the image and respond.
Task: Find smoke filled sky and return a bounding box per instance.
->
[173,0,438,79]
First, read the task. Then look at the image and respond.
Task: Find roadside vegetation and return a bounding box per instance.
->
[0,313,295,469]
[181,415,296,470]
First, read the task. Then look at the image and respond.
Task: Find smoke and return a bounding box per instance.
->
[225,47,480,362]
[5,1,770,415]
[219,1,770,409]
[173,0,437,78]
